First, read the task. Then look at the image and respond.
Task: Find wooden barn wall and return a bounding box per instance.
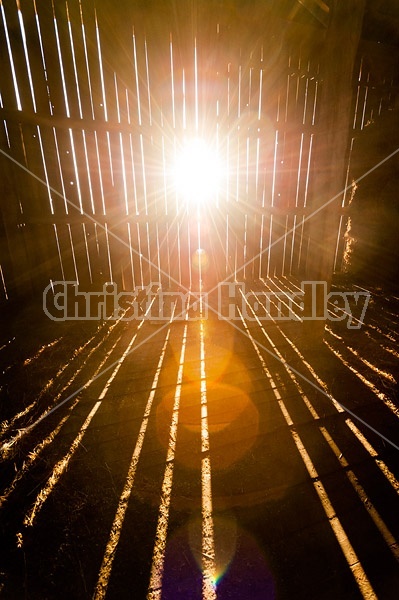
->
[0,1,397,300]
[333,38,399,273]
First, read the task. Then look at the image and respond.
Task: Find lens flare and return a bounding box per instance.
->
[156,382,259,470]
[160,516,276,599]
[192,248,209,274]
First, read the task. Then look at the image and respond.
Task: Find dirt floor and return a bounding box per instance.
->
[0,275,398,599]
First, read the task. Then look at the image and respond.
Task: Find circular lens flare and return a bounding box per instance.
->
[160,516,276,599]
[156,382,259,470]
[175,138,221,205]
[192,248,209,274]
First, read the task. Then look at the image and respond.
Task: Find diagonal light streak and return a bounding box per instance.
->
[240,285,399,491]
[235,286,399,451]
[21,298,154,529]
[0,396,80,508]
[147,298,190,600]
[0,323,122,458]
[291,429,377,600]
[238,304,378,599]
[2,296,154,443]
[93,308,175,600]
[319,425,399,562]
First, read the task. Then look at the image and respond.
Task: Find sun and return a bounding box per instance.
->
[174,138,222,206]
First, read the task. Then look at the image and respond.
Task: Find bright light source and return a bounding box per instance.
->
[175,138,221,205]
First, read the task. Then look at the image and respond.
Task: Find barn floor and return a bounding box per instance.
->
[0,276,398,599]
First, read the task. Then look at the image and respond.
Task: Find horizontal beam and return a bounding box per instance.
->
[0,106,320,137]
[297,0,330,28]
[17,205,349,226]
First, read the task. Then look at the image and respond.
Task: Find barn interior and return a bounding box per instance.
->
[0,1,399,598]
